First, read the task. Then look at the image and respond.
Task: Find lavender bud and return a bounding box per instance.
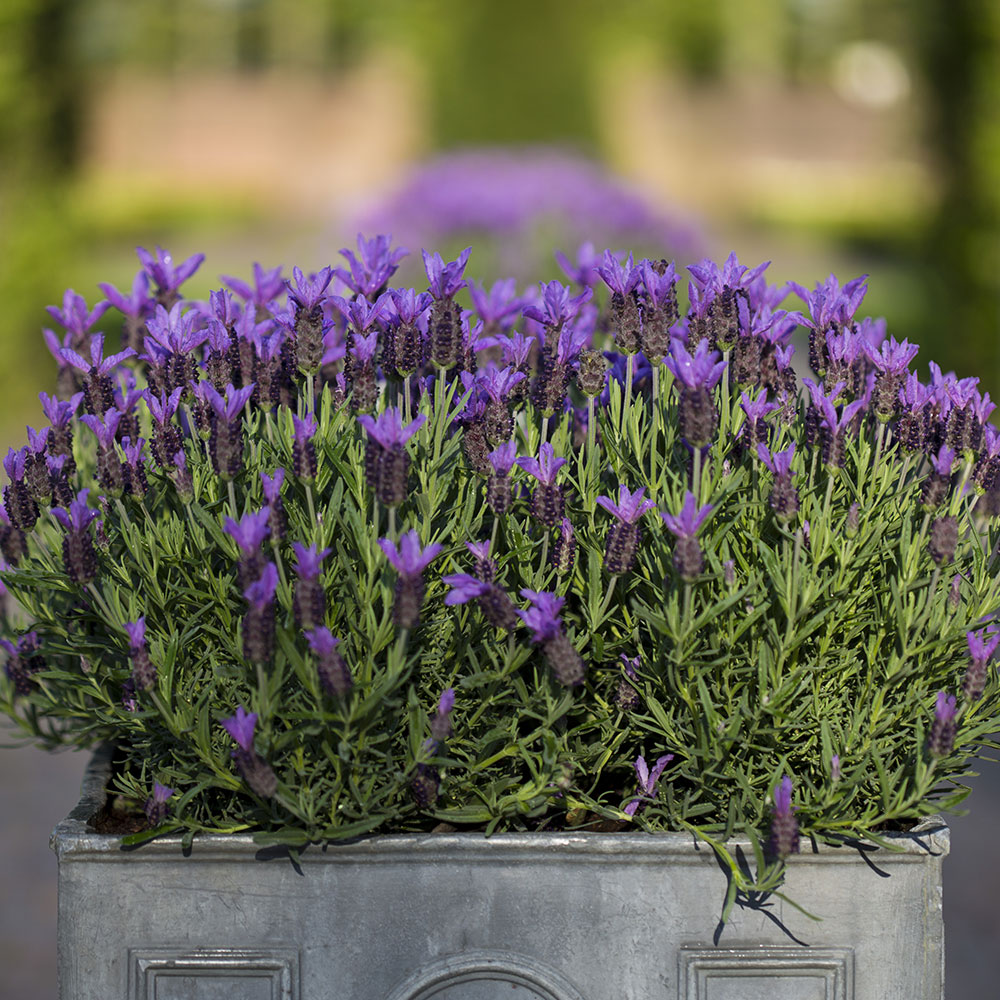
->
[484,398,514,446]
[62,531,97,585]
[846,502,860,537]
[550,518,577,576]
[576,350,607,398]
[429,299,462,369]
[395,323,423,376]
[411,763,440,808]
[130,646,156,692]
[293,438,317,482]
[531,483,566,527]
[233,747,278,798]
[610,292,641,355]
[461,421,492,476]
[605,521,641,576]
[393,575,425,629]
[293,578,325,630]
[929,516,958,565]
[0,524,27,566]
[768,476,800,520]
[920,475,950,510]
[928,692,957,757]
[209,418,244,480]
[542,632,586,687]
[294,303,325,375]
[317,648,352,698]
[730,335,762,386]
[673,536,704,581]
[948,573,962,610]
[242,606,275,664]
[769,777,799,859]
[723,559,736,588]
[477,586,518,630]
[486,473,512,514]
[678,387,718,449]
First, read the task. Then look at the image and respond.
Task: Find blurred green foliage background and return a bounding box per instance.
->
[0,0,997,440]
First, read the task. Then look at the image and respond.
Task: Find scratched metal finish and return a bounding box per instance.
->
[52,748,946,1000]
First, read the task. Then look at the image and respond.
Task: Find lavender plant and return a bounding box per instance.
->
[2,243,999,909]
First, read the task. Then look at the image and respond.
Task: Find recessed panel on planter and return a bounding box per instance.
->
[128,947,299,1000]
[385,951,586,1000]
[678,947,853,1000]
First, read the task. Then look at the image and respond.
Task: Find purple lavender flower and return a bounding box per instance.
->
[379,531,443,579]
[928,691,958,756]
[336,234,408,297]
[144,781,175,825]
[920,444,956,509]
[770,775,799,858]
[221,705,258,752]
[0,631,44,696]
[379,530,443,629]
[422,247,472,300]
[738,390,779,450]
[443,573,490,605]
[664,339,727,448]
[358,409,426,507]
[221,705,278,798]
[198,383,255,479]
[46,289,110,345]
[423,248,471,368]
[791,272,868,376]
[624,754,674,816]
[516,589,585,686]
[522,281,592,329]
[61,335,137,417]
[99,271,153,352]
[305,627,352,697]
[517,443,567,527]
[292,542,330,629]
[555,241,601,288]
[136,246,205,305]
[124,615,156,691]
[662,492,713,581]
[242,563,278,664]
[51,489,99,584]
[469,279,523,335]
[51,488,100,533]
[963,628,1000,701]
[757,443,799,520]
[428,687,456,746]
[597,485,657,575]
[224,508,272,557]
[260,469,287,540]
[222,262,285,309]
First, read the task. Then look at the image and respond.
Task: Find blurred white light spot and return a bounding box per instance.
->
[832,42,911,109]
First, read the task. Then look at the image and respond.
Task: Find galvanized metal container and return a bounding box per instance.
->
[51,747,947,999]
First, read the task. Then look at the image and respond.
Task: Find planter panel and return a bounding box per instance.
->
[51,751,946,1000]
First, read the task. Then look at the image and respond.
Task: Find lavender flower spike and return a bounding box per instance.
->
[136,246,205,300]
[624,754,674,816]
[380,530,443,629]
[596,485,657,524]
[223,507,272,556]
[124,616,146,651]
[928,692,958,756]
[379,531,443,579]
[51,489,100,533]
[516,589,586,686]
[144,781,175,825]
[662,492,713,539]
[221,705,258,752]
[423,247,472,299]
[357,408,426,450]
[305,626,352,697]
[770,775,799,858]
[663,492,713,581]
[597,485,656,576]
[516,442,566,485]
[963,628,1000,701]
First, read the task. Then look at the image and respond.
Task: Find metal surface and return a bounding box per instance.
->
[52,748,948,1000]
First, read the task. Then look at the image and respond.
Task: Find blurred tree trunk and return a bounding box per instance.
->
[914,0,1000,386]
